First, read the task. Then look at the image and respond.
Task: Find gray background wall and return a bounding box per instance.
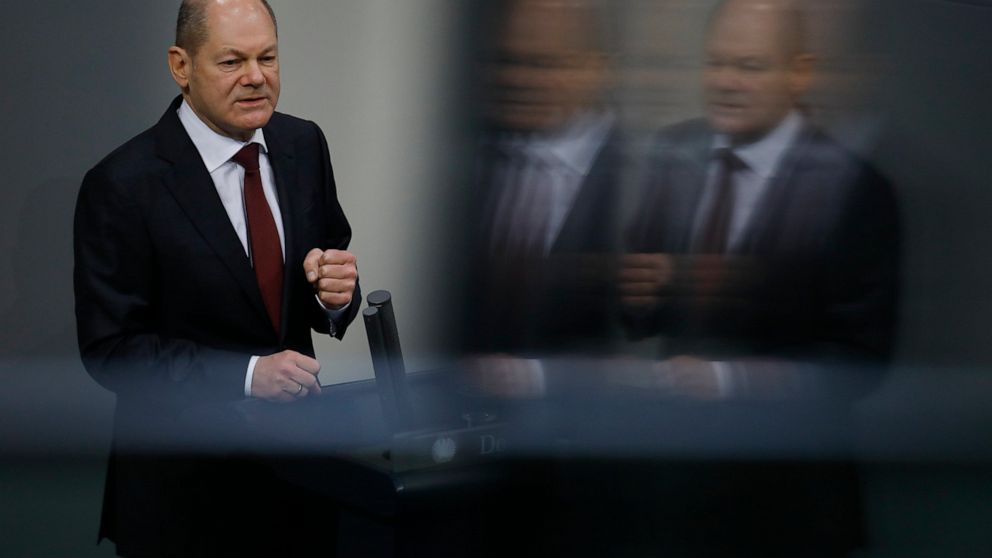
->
[0,0,458,380]
[0,1,458,555]
[1,0,991,556]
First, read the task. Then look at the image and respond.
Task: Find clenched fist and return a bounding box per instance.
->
[618,253,675,310]
[304,248,357,310]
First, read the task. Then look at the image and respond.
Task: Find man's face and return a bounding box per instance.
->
[702,6,805,141]
[175,0,280,141]
[485,0,606,132]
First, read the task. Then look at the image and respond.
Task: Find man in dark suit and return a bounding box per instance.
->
[465,0,620,365]
[612,0,899,555]
[74,1,360,555]
[620,0,899,398]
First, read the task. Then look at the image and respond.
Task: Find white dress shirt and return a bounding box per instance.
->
[486,111,615,256]
[691,110,804,252]
[477,111,614,393]
[690,111,804,396]
[178,100,286,260]
[178,100,344,398]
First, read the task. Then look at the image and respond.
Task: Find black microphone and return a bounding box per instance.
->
[363,290,414,432]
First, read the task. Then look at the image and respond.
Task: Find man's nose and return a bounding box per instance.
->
[241,60,266,87]
[710,66,743,91]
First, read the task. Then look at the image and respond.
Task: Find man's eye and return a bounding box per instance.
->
[739,61,767,72]
[220,60,239,67]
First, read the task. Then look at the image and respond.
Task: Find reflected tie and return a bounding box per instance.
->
[489,152,554,258]
[698,148,745,253]
[232,143,283,334]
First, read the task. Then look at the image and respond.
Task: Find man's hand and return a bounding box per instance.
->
[607,356,725,400]
[618,253,675,310]
[251,350,322,403]
[661,355,724,400]
[304,249,357,310]
[463,354,546,399]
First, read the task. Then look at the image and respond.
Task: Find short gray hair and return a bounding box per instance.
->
[707,0,808,60]
[176,0,278,55]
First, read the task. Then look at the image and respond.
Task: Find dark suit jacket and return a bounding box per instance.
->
[74,96,360,556]
[464,125,623,355]
[626,118,900,376]
[619,118,901,554]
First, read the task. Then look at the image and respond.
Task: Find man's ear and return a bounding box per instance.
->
[168,46,192,90]
[789,53,815,99]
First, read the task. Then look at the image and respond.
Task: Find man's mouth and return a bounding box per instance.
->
[709,101,748,115]
[711,100,744,109]
[236,97,268,106]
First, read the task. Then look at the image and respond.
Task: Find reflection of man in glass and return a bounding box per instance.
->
[620,0,900,400]
[484,0,610,135]
[466,0,620,366]
[611,5,901,555]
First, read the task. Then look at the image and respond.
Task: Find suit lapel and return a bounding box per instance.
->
[550,129,618,254]
[263,125,301,341]
[669,131,712,253]
[738,124,814,253]
[154,97,272,330]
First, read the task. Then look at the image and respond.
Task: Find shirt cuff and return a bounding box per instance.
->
[712,361,736,398]
[315,294,350,336]
[245,355,260,398]
[523,359,548,397]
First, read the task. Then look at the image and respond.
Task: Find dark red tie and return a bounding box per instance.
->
[232,143,283,334]
[698,148,745,253]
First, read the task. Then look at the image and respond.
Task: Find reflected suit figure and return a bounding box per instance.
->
[614,1,900,555]
[466,0,621,360]
[73,1,359,555]
[623,116,899,392]
[621,0,899,397]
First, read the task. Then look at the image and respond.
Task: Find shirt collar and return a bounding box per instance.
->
[501,110,615,176]
[713,110,803,179]
[542,110,614,175]
[178,99,269,173]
